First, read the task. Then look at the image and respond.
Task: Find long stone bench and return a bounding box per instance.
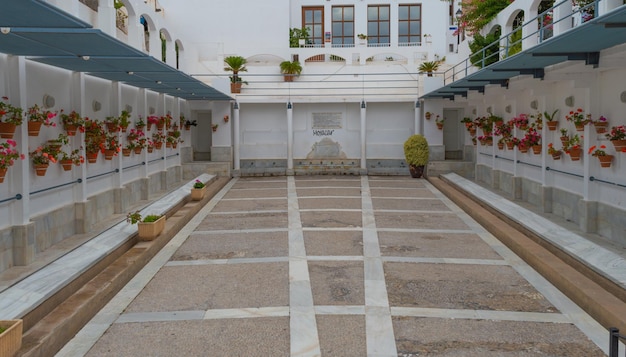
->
[440,172,626,291]
[0,173,215,321]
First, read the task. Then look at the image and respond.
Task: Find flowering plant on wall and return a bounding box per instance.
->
[606,125,626,141]
[510,113,529,129]
[59,148,85,166]
[26,104,57,126]
[547,143,562,156]
[0,140,25,169]
[60,110,86,131]
[0,96,24,125]
[521,128,541,146]
[588,145,608,157]
[565,108,591,126]
[30,144,58,165]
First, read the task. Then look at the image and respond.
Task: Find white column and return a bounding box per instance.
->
[415,101,423,135]
[8,55,29,225]
[233,102,240,171]
[360,101,367,170]
[72,72,87,202]
[522,9,538,49]
[553,1,573,37]
[97,0,116,37]
[138,89,149,179]
[600,0,622,15]
[112,82,123,189]
[287,102,294,174]
[127,16,143,50]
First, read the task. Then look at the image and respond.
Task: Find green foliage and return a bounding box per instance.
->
[224,56,248,84]
[505,28,522,57]
[126,211,162,224]
[279,60,303,75]
[403,134,430,166]
[469,28,501,68]
[289,27,310,48]
[419,61,441,74]
[461,0,512,33]
[143,215,162,223]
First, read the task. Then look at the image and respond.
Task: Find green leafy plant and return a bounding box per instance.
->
[469,29,501,68]
[126,210,163,224]
[0,96,23,125]
[289,27,311,48]
[279,60,303,81]
[224,56,248,84]
[193,179,206,189]
[419,59,445,77]
[403,134,430,166]
[544,109,559,122]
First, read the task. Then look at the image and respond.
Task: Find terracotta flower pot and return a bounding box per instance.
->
[594,122,608,134]
[519,145,529,153]
[409,164,425,178]
[546,121,558,131]
[28,121,43,136]
[506,142,514,150]
[86,152,99,163]
[551,152,561,160]
[597,155,613,168]
[0,168,7,183]
[0,122,17,139]
[134,147,143,155]
[148,146,154,153]
[532,145,542,154]
[104,149,116,160]
[122,148,131,157]
[436,123,443,130]
[155,142,163,150]
[610,139,626,152]
[65,124,78,136]
[497,142,504,150]
[34,163,49,176]
[569,147,582,161]
[60,159,73,171]
[575,123,585,131]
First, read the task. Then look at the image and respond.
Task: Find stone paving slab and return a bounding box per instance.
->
[124,263,288,312]
[231,180,287,189]
[86,318,290,357]
[371,187,437,198]
[372,197,451,211]
[385,262,557,312]
[316,315,366,356]
[222,188,287,198]
[295,178,361,187]
[211,197,287,212]
[378,231,502,259]
[196,212,288,230]
[392,317,604,356]
[368,179,427,188]
[300,211,362,228]
[303,230,363,256]
[309,261,365,305]
[375,211,470,230]
[296,187,362,197]
[172,231,289,260]
[298,197,361,210]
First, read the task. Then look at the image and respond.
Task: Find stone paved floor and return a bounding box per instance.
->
[58,176,608,356]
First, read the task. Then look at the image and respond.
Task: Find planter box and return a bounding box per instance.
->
[137,216,166,241]
[0,320,23,357]
[191,186,207,201]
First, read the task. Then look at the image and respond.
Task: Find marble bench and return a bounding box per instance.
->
[441,172,626,291]
[0,173,215,320]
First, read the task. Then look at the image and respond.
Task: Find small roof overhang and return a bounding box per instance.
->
[0,0,231,101]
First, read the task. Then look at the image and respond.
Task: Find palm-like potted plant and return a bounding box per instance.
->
[279,60,303,82]
[403,134,429,178]
[418,58,444,77]
[224,56,248,93]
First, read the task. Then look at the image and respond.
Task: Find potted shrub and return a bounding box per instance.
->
[224,56,248,94]
[127,211,166,241]
[279,60,302,82]
[191,179,207,201]
[418,58,444,77]
[403,134,429,178]
[0,96,23,139]
[289,27,310,48]
[0,319,23,357]
[59,110,86,136]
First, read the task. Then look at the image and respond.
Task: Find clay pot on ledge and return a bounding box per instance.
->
[597,155,613,168]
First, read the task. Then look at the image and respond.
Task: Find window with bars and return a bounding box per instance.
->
[367,5,390,45]
[332,6,355,45]
[399,4,422,45]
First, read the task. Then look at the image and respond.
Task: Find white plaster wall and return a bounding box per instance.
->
[239,103,288,159]
[366,102,414,158]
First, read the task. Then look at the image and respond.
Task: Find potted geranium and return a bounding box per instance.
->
[591,115,608,134]
[126,210,166,241]
[0,96,23,139]
[152,132,165,149]
[191,179,207,201]
[565,108,591,131]
[605,125,626,152]
[30,143,59,176]
[547,143,562,160]
[435,116,445,130]
[565,134,582,160]
[403,134,429,178]
[0,140,25,183]
[59,110,86,136]
[26,104,57,136]
[102,133,121,160]
[588,144,613,168]
[59,148,84,171]
[127,128,146,154]
[146,115,159,131]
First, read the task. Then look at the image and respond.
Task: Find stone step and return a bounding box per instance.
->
[182,162,231,179]
[427,160,474,179]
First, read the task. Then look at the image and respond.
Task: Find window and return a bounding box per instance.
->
[332,6,354,46]
[367,5,390,45]
[399,5,421,45]
[303,7,324,45]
